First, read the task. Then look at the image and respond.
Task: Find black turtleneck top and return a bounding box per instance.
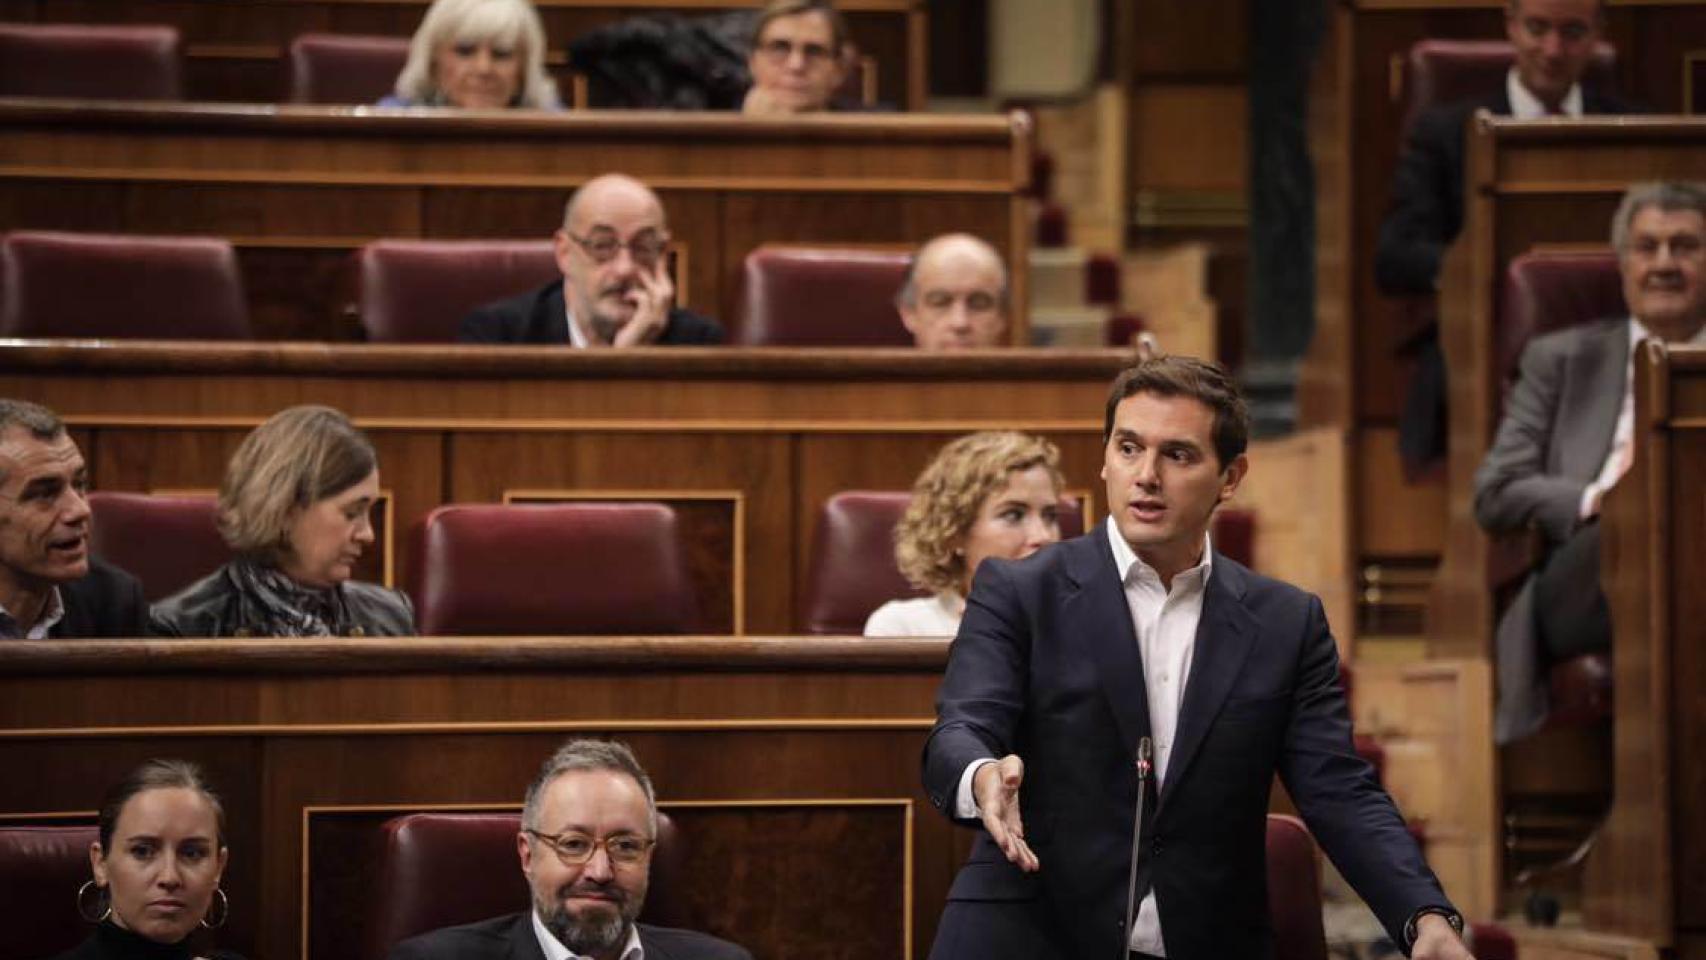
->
[48,921,246,960]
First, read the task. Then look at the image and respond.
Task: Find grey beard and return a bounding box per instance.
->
[540,898,634,957]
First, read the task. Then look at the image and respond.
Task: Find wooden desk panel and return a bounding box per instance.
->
[1584,345,1706,949]
[0,102,1029,342]
[0,0,926,110]
[0,343,1127,633]
[0,637,954,960]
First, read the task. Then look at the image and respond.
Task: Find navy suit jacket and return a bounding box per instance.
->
[458,282,725,346]
[389,912,752,960]
[922,530,1450,959]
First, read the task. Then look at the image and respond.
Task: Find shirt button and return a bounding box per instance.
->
[1160,672,1170,683]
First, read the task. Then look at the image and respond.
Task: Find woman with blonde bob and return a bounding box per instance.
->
[149,406,414,638]
[55,759,245,960]
[864,432,1065,637]
[382,0,562,109]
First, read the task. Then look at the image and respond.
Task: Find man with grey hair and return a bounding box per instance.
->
[1475,181,1706,741]
[390,738,751,960]
[895,233,1010,350]
[459,173,724,347]
[0,398,144,639]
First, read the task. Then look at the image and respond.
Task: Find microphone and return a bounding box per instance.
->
[1120,737,1154,960]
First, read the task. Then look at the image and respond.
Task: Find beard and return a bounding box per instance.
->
[537,883,641,957]
[585,285,640,345]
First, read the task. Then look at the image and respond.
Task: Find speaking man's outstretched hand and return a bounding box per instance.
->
[973,754,1039,872]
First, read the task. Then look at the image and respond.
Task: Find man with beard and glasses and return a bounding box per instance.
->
[390,739,751,960]
[459,174,725,347]
[1475,181,1706,742]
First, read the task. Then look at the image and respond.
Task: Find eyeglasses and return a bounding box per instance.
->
[567,231,668,269]
[755,37,835,67]
[524,829,655,866]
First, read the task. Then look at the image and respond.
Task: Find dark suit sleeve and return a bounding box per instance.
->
[1472,332,1587,543]
[113,570,147,637]
[664,309,726,345]
[1374,106,1460,296]
[385,938,430,960]
[457,304,513,343]
[1278,596,1451,948]
[921,560,1026,825]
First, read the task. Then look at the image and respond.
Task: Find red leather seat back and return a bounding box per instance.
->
[0,23,183,101]
[287,33,410,105]
[802,491,1086,635]
[1264,814,1327,960]
[736,247,912,346]
[1,231,250,340]
[410,503,699,635]
[1210,509,1256,570]
[1499,249,1623,382]
[1401,39,1617,136]
[88,492,232,603]
[367,811,687,958]
[0,823,99,960]
[357,239,559,343]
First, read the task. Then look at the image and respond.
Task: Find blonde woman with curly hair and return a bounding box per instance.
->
[864,432,1064,637]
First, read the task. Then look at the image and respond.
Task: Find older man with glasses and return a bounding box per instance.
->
[390,739,752,960]
[459,173,725,347]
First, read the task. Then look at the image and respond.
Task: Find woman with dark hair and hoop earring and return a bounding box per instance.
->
[54,759,245,960]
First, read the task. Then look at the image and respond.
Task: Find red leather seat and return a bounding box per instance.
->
[410,503,699,635]
[88,492,231,603]
[286,33,410,105]
[366,811,687,959]
[1401,39,1618,137]
[0,23,183,101]
[0,823,99,960]
[1264,814,1327,960]
[0,231,250,340]
[801,491,1087,635]
[735,247,913,346]
[356,239,559,343]
[1500,249,1623,726]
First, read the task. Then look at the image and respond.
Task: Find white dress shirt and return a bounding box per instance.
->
[532,910,644,960]
[0,586,64,639]
[564,302,590,349]
[955,517,1214,957]
[863,592,963,637]
[1506,68,1582,119]
[1578,319,1706,519]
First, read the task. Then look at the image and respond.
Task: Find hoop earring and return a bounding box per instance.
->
[200,887,229,930]
[76,880,111,924]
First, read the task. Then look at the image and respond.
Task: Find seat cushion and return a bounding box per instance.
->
[0,823,99,960]
[1,231,249,339]
[0,24,182,101]
[89,492,231,603]
[287,33,410,105]
[736,247,912,346]
[357,239,559,343]
[1264,814,1327,960]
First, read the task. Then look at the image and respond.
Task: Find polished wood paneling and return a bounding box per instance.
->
[0,0,926,110]
[0,637,954,960]
[1582,345,1706,948]
[0,102,1029,342]
[0,344,1128,632]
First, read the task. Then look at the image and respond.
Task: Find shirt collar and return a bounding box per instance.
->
[1507,68,1582,119]
[1630,316,1706,348]
[0,586,65,639]
[532,910,644,960]
[564,298,590,349]
[1104,515,1213,589]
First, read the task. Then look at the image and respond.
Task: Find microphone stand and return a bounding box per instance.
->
[1120,737,1154,960]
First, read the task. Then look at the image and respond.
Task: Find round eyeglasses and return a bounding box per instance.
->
[524,828,655,866]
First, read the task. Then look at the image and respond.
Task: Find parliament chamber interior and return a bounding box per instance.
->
[1,1,1703,958]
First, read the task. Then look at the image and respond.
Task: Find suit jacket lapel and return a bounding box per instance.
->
[1559,320,1628,479]
[508,912,549,960]
[1065,532,1152,761]
[534,283,572,344]
[1155,556,1257,817]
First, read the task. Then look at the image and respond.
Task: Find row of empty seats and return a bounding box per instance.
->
[0,231,917,345]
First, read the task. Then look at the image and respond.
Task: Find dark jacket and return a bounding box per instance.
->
[388,912,753,960]
[51,557,147,638]
[49,920,246,960]
[923,531,1450,960]
[458,282,724,346]
[148,564,415,638]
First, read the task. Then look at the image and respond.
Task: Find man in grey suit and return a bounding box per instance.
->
[389,739,751,960]
[1475,181,1706,741]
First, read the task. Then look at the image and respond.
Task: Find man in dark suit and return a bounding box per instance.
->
[922,357,1472,960]
[390,739,750,960]
[0,399,145,639]
[1374,0,1639,470]
[1474,182,1706,741]
[459,173,724,347]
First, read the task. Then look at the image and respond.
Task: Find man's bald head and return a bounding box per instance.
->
[896,233,1009,350]
[562,174,667,234]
